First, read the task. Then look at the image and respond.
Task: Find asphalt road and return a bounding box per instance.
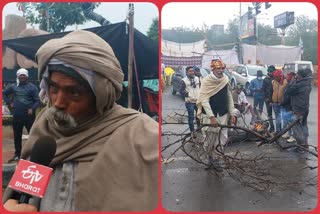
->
[161,84,318,212]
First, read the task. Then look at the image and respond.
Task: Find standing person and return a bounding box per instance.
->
[285,69,312,152]
[3,30,158,211]
[271,69,288,133]
[2,68,40,163]
[262,65,276,132]
[180,66,201,133]
[197,59,236,170]
[193,66,203,84]
[249,70,265,119]
[281,71,296,141]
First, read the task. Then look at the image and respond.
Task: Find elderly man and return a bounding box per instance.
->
[3,30,158,211]
[3,68,40,162]
[197,59,236,170]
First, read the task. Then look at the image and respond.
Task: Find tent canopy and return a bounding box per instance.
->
[2,22,158,81]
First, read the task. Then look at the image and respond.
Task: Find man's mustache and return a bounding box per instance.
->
[47,107,77,129]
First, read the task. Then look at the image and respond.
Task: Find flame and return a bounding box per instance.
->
[255,123,264,131]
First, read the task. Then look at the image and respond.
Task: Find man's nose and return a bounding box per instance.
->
[53,91,68,109]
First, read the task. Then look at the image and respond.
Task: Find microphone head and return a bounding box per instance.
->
[29,136,57,166]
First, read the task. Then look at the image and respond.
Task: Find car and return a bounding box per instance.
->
[224,68,237,90]
[172,66,237,95]
[232,64,268,96]
[282,61,314,76]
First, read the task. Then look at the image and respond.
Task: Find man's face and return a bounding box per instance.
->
[187,68,195,77]
[48,72,96,125]
[18,74,28,83]
[212,68,224,78]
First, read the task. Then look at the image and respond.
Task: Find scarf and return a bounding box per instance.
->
[196,73,229,117]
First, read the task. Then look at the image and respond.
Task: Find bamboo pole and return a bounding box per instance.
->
[127,3,134,108]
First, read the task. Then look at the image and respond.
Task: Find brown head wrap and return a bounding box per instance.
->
[36,30,124,114]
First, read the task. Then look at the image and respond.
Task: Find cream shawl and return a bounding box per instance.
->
[196,73,229,117]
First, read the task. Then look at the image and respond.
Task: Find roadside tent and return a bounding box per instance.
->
[2,22,158,81]
[2,22,159,116]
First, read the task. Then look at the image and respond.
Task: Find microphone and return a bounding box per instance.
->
[8,136,56,204]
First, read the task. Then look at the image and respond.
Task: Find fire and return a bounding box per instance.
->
[254,123,264,131]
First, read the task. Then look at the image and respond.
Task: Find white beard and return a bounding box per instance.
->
[47,106,78,130]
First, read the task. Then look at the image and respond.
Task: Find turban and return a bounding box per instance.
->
[36,30,124,114]
[210,59,226,70]
[16,68,29,86]
[16,68,29,77]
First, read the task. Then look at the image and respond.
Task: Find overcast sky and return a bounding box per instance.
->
[2,2,158,34]
[162,2,318,29]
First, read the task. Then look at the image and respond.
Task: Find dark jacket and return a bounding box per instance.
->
[262,76,273,101]
[286,76,312,114]
[3,82,40,117]
[281,81,294,111]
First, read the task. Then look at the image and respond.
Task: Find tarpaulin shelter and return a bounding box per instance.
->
[2,21,159,116]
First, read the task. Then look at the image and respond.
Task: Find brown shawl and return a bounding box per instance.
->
[4,30,158,211]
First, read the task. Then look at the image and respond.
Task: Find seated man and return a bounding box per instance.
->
[232,84,255,125]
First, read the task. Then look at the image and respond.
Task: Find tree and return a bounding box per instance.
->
[257,24,281,45]
[147,17,158,41]
[23,3,100,32]
[285,15,318,64]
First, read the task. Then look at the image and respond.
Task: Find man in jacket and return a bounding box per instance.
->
[180,66,201,133]
[262,65,275,132]
[271,69,288,133]
[3,68,40,162]
[249,70,265,119]
[285,69,312,152]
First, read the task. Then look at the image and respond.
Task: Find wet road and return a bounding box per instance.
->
[161,85,318,212]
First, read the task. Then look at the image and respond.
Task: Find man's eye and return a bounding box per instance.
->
[70,89,82,97]
[49,86,58,93]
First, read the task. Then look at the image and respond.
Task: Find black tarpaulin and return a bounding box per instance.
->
[2,22,158,80]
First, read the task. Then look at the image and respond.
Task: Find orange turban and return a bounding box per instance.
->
[210,59,226,70]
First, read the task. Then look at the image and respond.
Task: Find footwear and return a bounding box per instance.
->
[8,155,20,163]
[287,136,296,143]
[282,132,290,139]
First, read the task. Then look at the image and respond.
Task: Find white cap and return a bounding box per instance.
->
[17,68,29,77]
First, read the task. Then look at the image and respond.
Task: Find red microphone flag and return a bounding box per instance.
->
[8,159,53,198]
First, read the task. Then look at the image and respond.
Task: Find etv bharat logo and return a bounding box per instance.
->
[21,165,44,184]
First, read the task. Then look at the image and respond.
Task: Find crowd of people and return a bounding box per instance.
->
[179,59,313,162]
